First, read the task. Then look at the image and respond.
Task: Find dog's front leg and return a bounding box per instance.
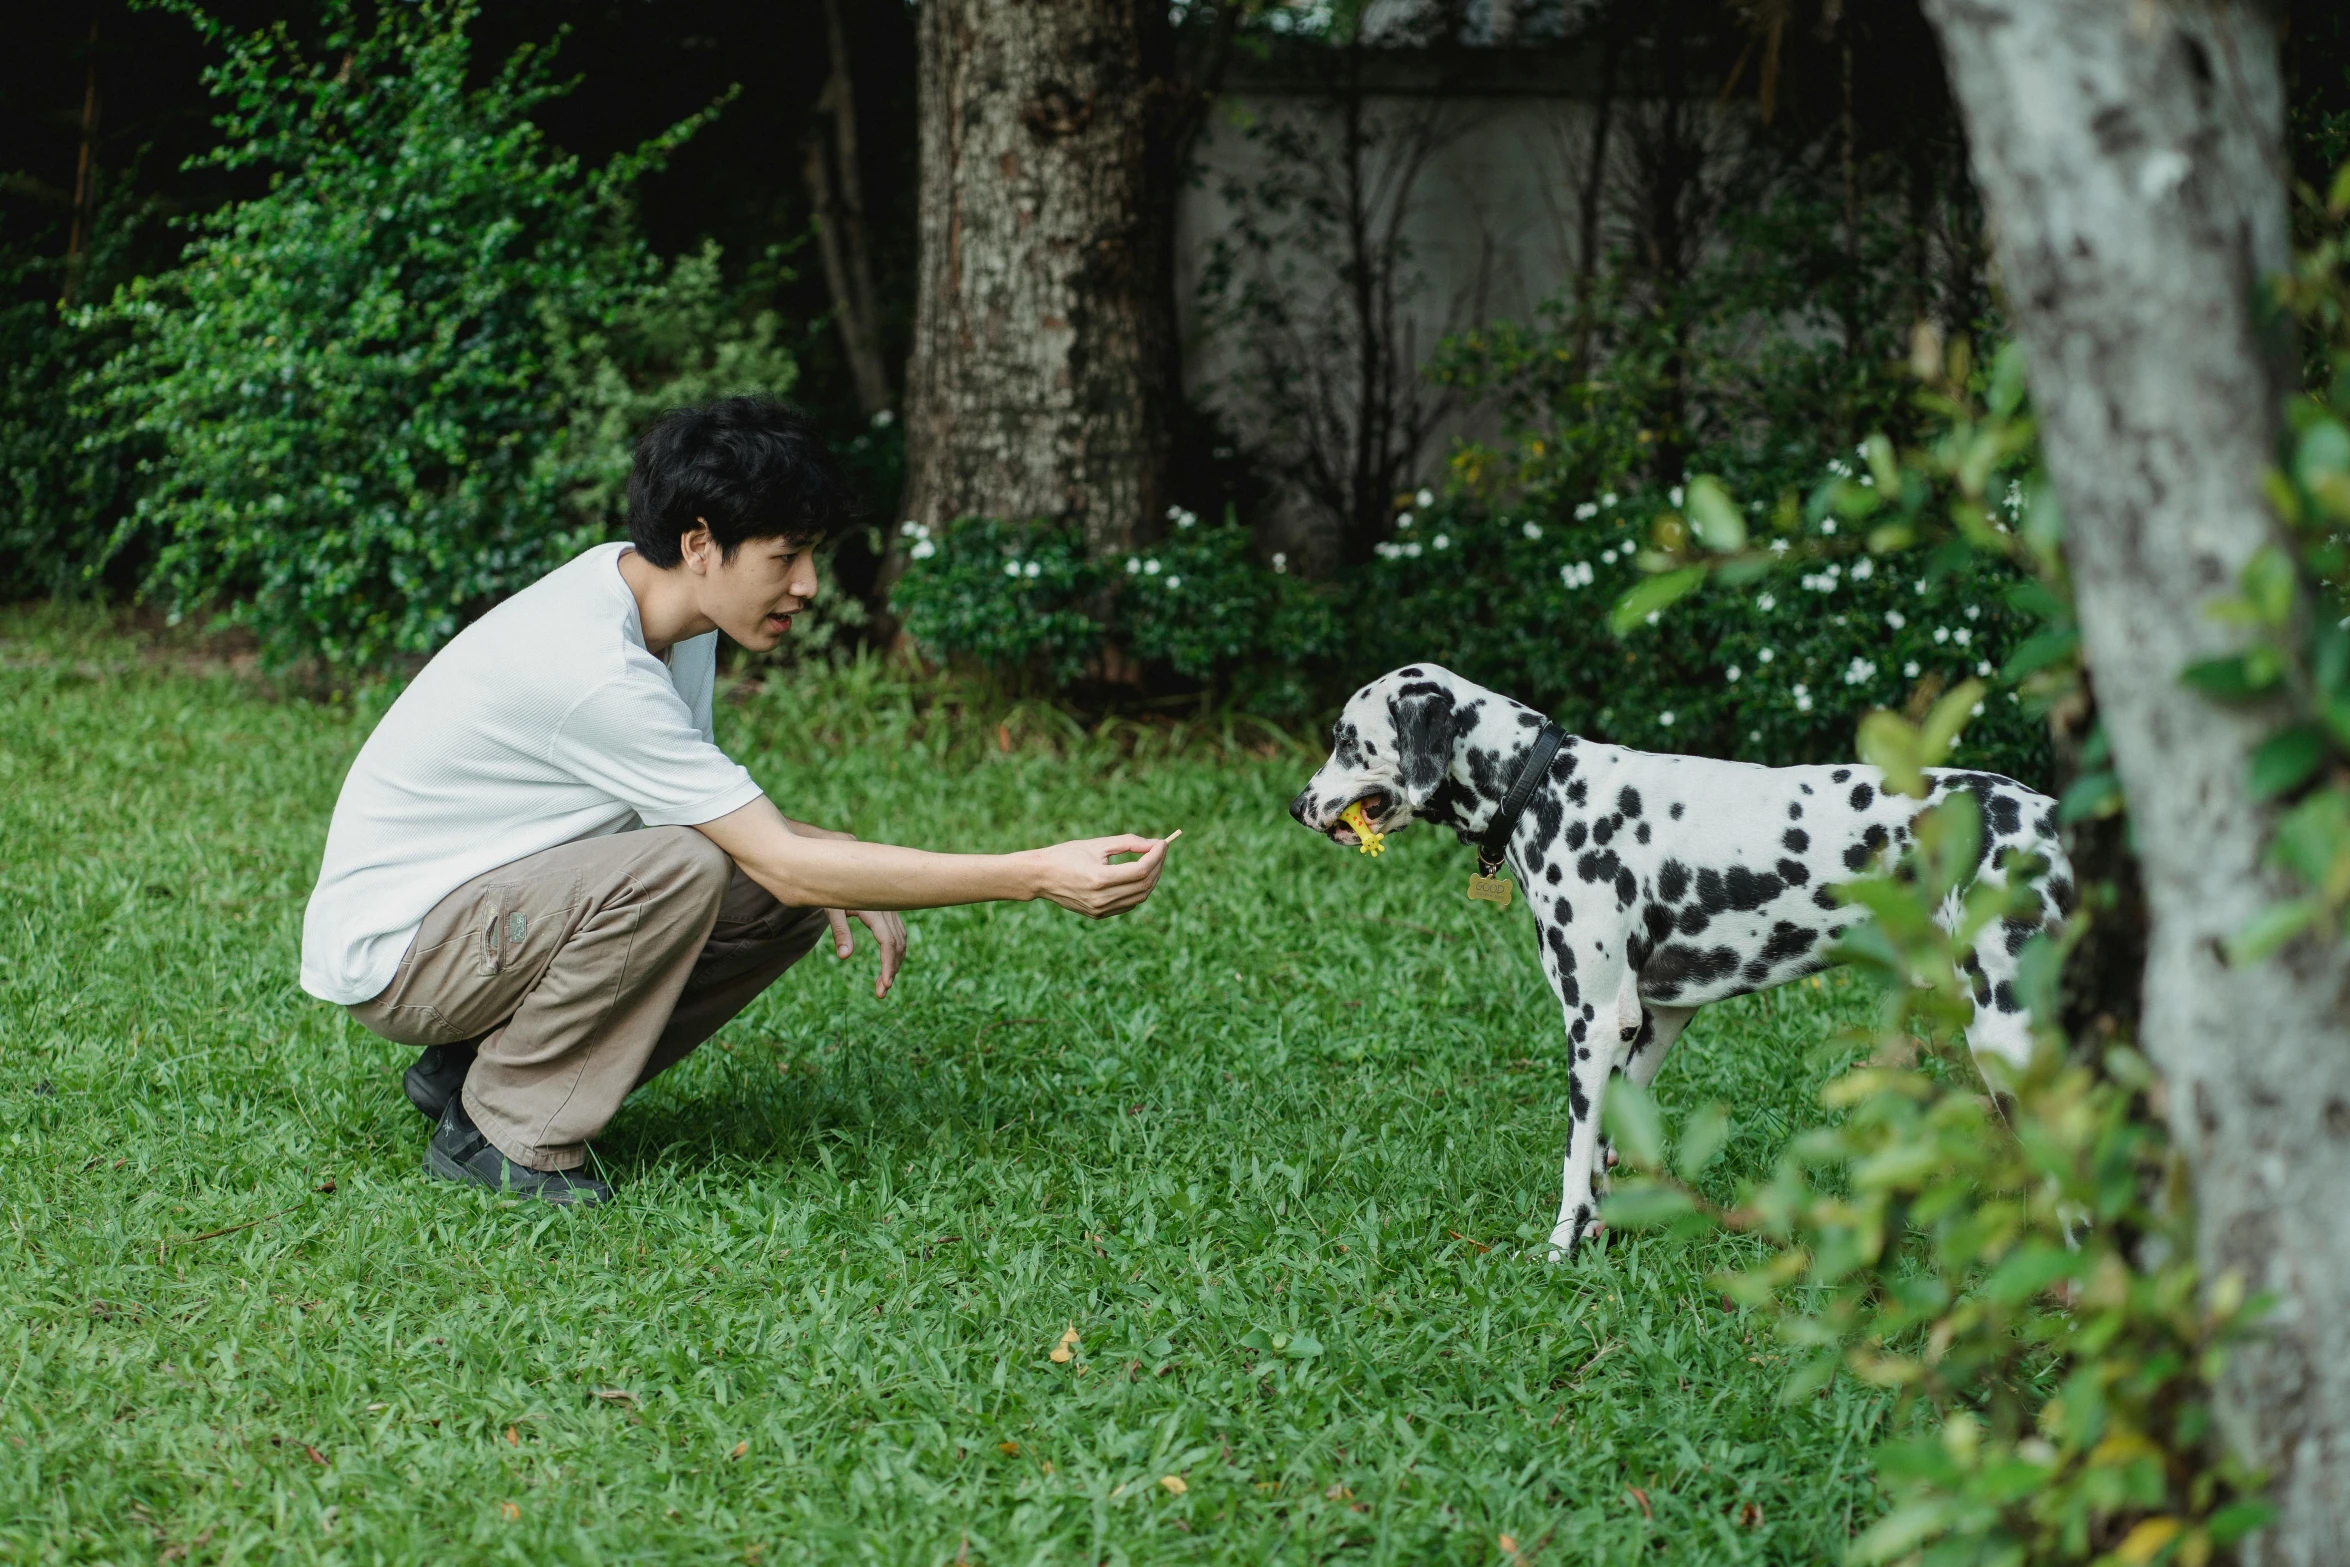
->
[1540,934,1633,1260]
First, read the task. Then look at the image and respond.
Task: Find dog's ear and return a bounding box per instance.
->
[1390,686,1459,804]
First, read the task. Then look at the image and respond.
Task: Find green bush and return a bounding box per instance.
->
[93,0,788,670]
[889,506,1341,714]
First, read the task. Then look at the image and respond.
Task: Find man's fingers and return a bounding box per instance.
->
[825,907,855,959]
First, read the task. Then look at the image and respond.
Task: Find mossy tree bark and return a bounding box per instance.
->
[1921,2,2350,1560]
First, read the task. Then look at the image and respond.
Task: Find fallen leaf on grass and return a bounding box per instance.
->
[590,1388,636,1405]
[730,1441,749,1460]
[302,1445,327,1466]
[498,1501,520,1521]
[1049,1323,1080,1364]
[505,1426,519,1446]
[1160,1475,1187,1495]
[1625,1486,1652,1520]
[997,1441,1020,1456]
[1737,1501,1764,1527]
[1324,1483,1353,1502]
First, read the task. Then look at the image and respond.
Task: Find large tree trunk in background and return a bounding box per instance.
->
[1920,3,2350,1560]
[902,0,1174,555]
[803,0,893,419]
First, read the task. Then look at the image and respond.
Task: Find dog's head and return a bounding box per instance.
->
[1289,665,1537,846]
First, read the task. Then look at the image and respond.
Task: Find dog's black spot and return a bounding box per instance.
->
[2049,876,2077,916]
[1783,828,1809,853]
[1776,858,1810,886]
[1813,885,1839,910]
[1744,921,1818,984]
[1993,980,2020,1014]
[1645,943,1739,992]
[1566,778,1589,807]
[1831,769,1850,784]
[1546,863,1562,885]
[1670,802,1684,819]
[1617,787,1643,819]
[1398,666,1424,678]
[1550,749,1578,782]
[1658,860,1691,903]
[1635,822,1651,844]
[1675,904,1712,937]
[1330,723,1365,770]
[2002,916,2038,956]
[1518,712,1540,728]
[1546,924,1577,973]
[1695,865,1783,914]
[1581,1002,1594,1021]
[1570,1019,1588,1044]
[1577,849,1621,887]
[1564,820,1588,850]
[1842,824,1890,872]
[2035,808,2057,840]
[1593,814,1619,847]
[1849,782,1874,811]
[1626,930,1654,971]
[1577,1046,1590,1060]
[1642,903,1674,949]
[1788,801,1804,820]
[1616,867,1637,907]
[1986,792,2023,838]
[1799,783,1814,796]
[1568,1071,1591,1121]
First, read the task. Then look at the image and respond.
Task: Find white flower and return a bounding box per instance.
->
[1166,575,1182,590]
[1769,539,1790,555]
[1560,562,1594,589]
[1522,520,1542,541]
[1756,592,1776,611]
[1127,556,1141,573]
[1757,647,1775,664]
[1396,512,1414,530]
[1601,547,1618,564]
[1575,502,1599,521]
[1024,560,1042,578]
[1884,610,1906,630]
[1659,710,1676,726]
[1964,604,1981,621]
[1915,578,1930,596]
[1271,551,1288,574]
[1601,492,1619,507]
[909,539,936,560]
[1820,518,1837,535]
[899,519,920,538]
[1144,559,1162,575]
[1645,611,1661,626]
[871,408,896,428]
[1977,659,1993,677]
[1792,683,1814,713]
[1416,488,1435,508]
[1726,665,1742,683]
[1669,486,1685,507]
[1849,558,1873,581]
[1971,701,1986,716]
[1844,657,1876,685]
[1405,541,1423,559]
[1432,534,1450,551]
[1953,627,1972,647]
[1903,660,1920,678]
[1933,626,1950,644]
[1005,559,1024,578]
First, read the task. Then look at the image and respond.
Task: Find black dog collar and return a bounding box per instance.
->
[1469,722,1566,905]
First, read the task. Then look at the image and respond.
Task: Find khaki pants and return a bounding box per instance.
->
[349,827,827,1171]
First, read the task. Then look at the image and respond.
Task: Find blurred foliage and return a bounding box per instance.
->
[84,0,793,670]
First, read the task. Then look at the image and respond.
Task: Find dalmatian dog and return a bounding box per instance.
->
[1289,665,2074,1259]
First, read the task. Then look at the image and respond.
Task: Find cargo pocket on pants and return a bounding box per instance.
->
[472,884,534,979]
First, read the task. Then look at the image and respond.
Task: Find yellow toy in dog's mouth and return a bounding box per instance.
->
[1340,800,1387,856]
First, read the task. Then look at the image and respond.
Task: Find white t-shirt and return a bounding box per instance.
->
[300,542,765,1004]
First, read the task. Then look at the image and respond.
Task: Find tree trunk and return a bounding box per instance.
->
[901,0,1174,556]
[1920,3,2350,1560]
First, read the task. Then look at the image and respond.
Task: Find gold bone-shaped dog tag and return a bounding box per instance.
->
[1466,872,1513,907]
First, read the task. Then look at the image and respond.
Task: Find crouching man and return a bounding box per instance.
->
[299,397,1174,1205]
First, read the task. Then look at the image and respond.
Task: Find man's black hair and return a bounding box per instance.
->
[625,396,859,567]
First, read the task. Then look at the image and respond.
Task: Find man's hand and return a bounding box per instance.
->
[825,907,908,998]
[1028,832,1179,918]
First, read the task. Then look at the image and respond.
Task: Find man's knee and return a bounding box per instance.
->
[629,827,736,913]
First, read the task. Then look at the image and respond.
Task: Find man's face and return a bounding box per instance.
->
[685,528,821,652]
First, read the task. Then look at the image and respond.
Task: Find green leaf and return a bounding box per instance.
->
[2209,1499,2281,1544]
[2000,627,2078,681]
[1684,475,1747,551]
[1601,1078,1666,1170]
[2224,896,2326,965]
[1608,567,1707,637]
[2239,546,2299,627]
[1598,1184,1697,1230]
[1863,433,1900,494]
[1675,1104,1733,1181]
[2180,651,2281,701]
[1283,1333,1323,1358]
[1919,678,1988,765]
[1848,1500,1962,1564]
[1858,711,1927,798]
[2248,724,2328,799]
[1980,1243,2079,1303]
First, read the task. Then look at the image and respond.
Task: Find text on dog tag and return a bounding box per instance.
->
[1466,872,1513,907]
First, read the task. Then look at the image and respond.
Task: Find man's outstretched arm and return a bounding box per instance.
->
[693,795,1176,996]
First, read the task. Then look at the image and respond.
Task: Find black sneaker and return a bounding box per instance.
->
[425,1096,611,1206]
[402,1041,476,1121]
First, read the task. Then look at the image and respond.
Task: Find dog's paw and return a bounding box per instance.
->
[1544,1207,1607,1262]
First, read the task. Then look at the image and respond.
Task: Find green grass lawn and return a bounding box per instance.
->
[0,606,1896,1565]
